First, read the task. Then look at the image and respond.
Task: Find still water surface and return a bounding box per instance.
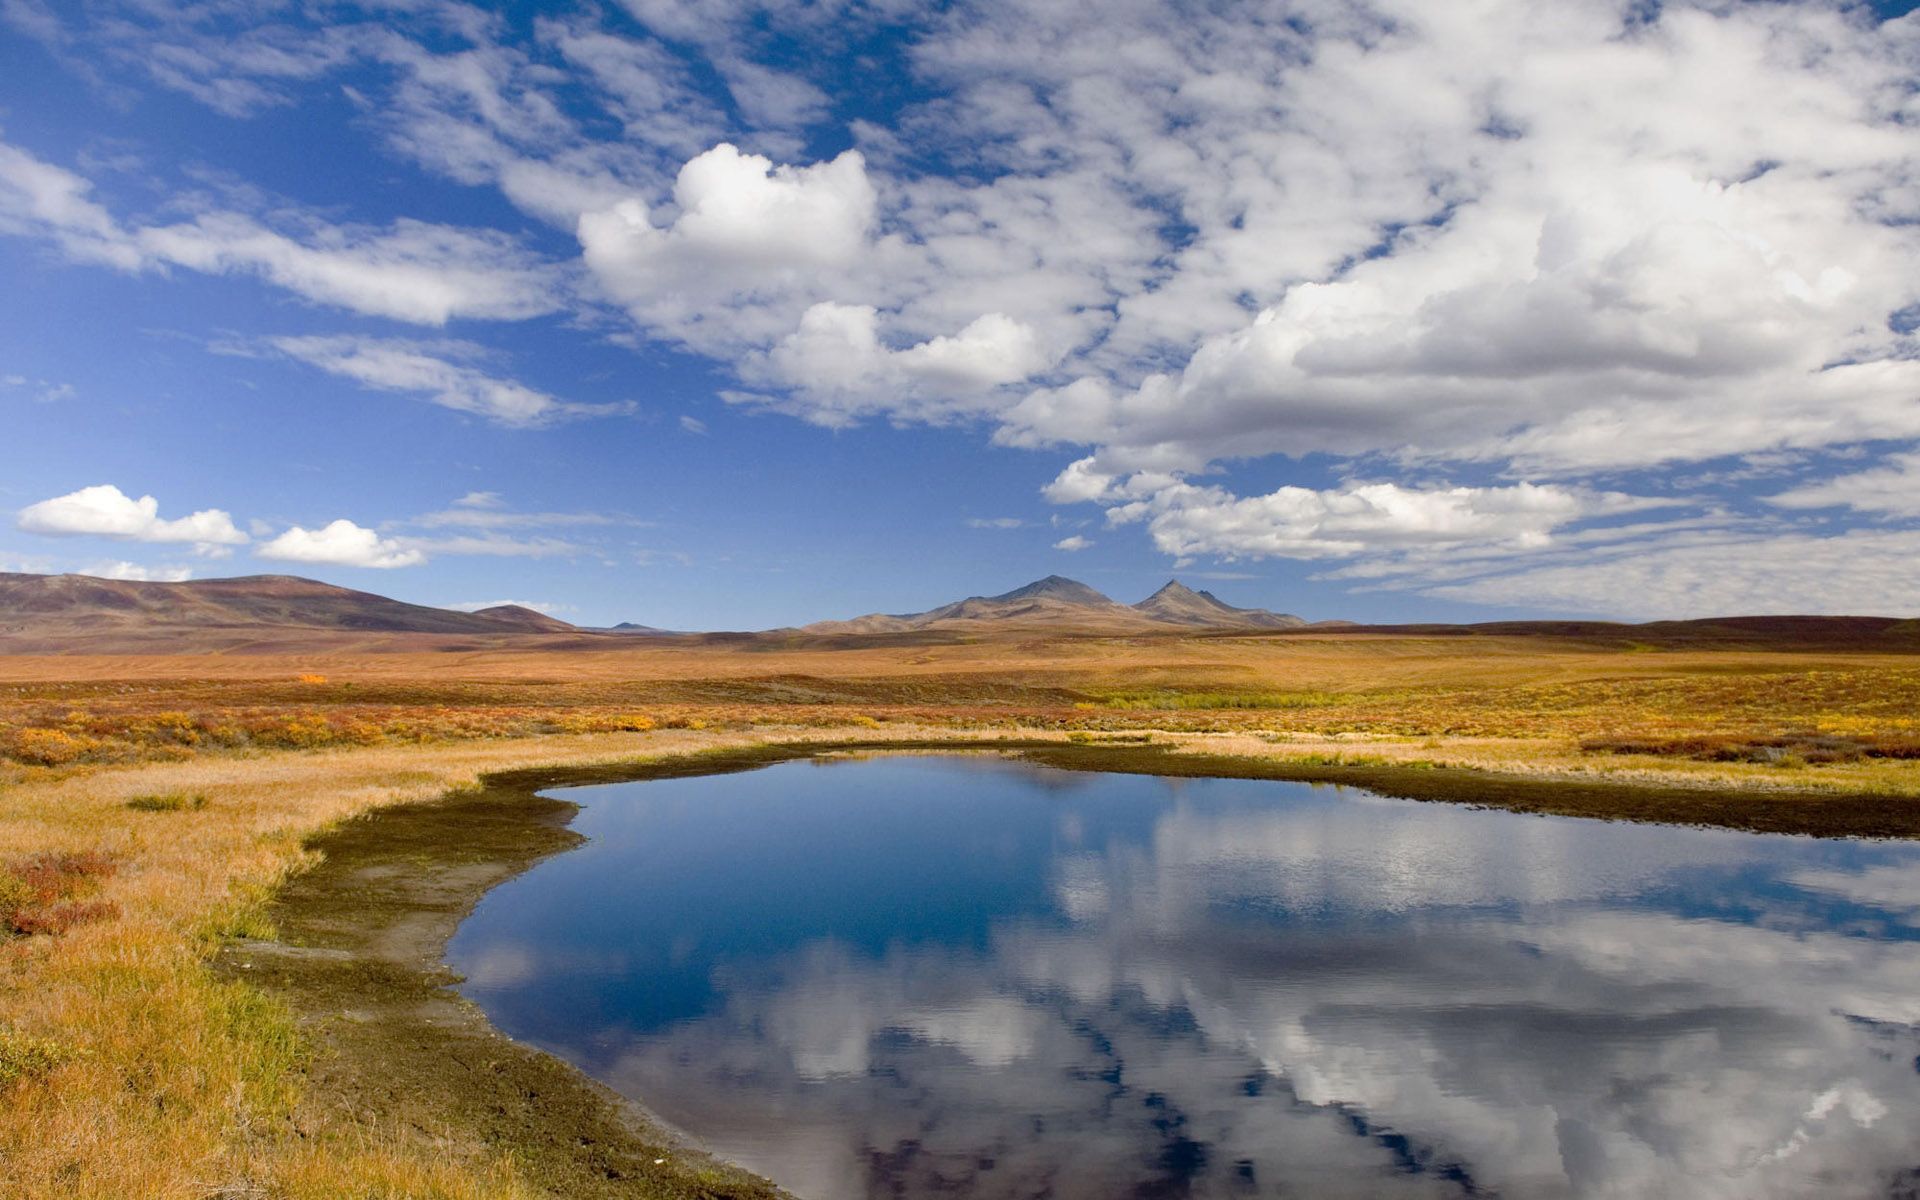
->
[448,756,1920,1199]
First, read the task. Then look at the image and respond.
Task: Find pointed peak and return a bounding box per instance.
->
[986,575,1116,607]
[1135,580,1239,617]
[1145,579,1203,601]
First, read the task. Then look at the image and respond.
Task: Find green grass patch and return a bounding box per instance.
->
[0,1028,74,1091]
[127,790,208,813]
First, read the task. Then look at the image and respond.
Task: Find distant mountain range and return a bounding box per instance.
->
[800,575,1310,634]
[2,569,1916,655]
[0,570,1311,652]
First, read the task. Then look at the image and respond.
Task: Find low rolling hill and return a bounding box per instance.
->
[0,573,577,654]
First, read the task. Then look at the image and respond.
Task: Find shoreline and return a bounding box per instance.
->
[216,746,811,1200]
[221,738,1920,1198]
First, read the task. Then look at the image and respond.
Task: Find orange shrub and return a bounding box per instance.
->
[7,728,94,766]
[244,713,338,749]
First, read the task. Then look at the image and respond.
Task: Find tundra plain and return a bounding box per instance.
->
[5,620,1920,1197]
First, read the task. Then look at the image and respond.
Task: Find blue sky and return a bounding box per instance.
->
[2,0,1918,629]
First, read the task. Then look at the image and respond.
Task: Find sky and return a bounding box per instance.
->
[1,0,1919,630]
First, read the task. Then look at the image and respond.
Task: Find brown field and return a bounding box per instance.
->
[4,626,1920,1197]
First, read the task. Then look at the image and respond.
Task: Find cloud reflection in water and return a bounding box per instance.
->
[449,758,1920,1199]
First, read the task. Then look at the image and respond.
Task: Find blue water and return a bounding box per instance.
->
[447,755,1920,1199]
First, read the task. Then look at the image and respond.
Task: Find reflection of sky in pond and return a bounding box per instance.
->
[446,756,1920,1199]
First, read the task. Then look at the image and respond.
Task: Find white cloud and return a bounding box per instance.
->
[142,215,563,325]
[1052,535,1092,552]
[0,374,75,403]
[1087,477,1650,561]
[580,144,875,317]
[0,137,564,324]
[1040,455,1123,505]
[401,533,582,558]
[17,484,248,550]
[1423,527,1920,619]
[270,335,625,427]
[410,503,621,531]
[966,517,1023,529]
[442,598,567,614]
[679,414,708,434]
[714,57,831,133]
[540,17,725,163]
[742,301,1052,424]
[582,0,1920,576]
[1769,450,1920,519]
[0,139,144,269]
[256,519,425,569]
[373,27,667,228]
[79,561,193,583]
[0,0,64,49]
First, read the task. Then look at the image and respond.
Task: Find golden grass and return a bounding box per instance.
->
[1,631,1919,1195]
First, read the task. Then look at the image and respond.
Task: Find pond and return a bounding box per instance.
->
[446,754,1920,1199]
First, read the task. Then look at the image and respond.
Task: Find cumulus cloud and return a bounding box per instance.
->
[256,519,424,569]
[1052,534,1092,552]
[741,301,1052,424]
[17,484,247,550]
[1089,477,1654,561]
[580,144,874,316]
[270,335,626,427]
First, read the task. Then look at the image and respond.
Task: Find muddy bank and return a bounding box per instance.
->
[1017,742,1920,839]
[218,738,1920,1198]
